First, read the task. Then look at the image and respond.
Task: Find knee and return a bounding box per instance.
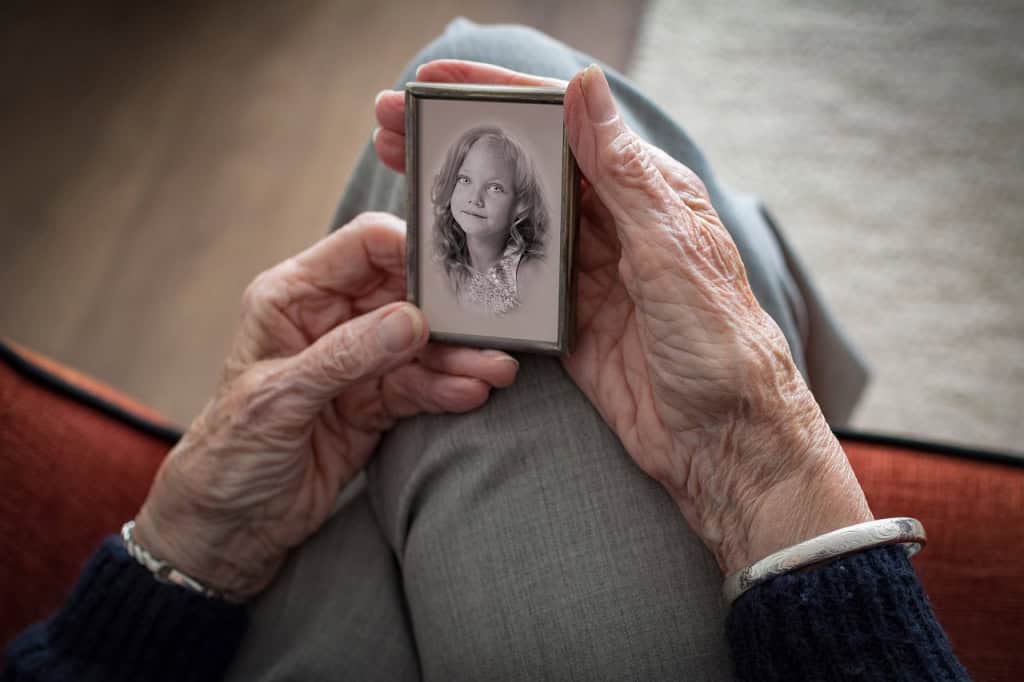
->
[395,18,583,85]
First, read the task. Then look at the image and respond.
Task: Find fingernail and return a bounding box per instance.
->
[484,350,519,369]
[581,64,616,124]
[374,90,388,106]
[379,306,422,353]
[372,127,380,143]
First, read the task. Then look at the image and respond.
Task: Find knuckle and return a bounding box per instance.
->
[241,269,280,314]
[319,323,373,384]
[674,164,709,199]
[645,143,712,207]
[603,131,658,190]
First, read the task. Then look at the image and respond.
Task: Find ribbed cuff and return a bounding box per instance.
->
[5,536,247,682]
[726,545,970,681]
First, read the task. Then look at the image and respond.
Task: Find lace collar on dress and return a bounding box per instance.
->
[457,246,523,316]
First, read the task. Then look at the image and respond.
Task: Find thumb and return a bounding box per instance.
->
[565,65,683,255]
[284,302,428,413]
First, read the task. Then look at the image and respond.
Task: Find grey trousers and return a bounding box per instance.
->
[225,19,869,682]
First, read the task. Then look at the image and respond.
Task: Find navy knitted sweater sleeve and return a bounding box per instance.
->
[3,539,969,681]
[3,537,246,682]
[727,545,970,680]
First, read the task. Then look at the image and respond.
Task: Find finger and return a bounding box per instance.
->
[374,89,406,133]
[381,363,493,417]
[415,59,566,88]
[289,211,406,294]
[374,127,406,174]
[283,302,428,414]
[350,281,408,316]
[236,213,408,360]
[565,65,693,259]
[417,344,519,388]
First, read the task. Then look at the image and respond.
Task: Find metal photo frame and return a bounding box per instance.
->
[405,82,581,355]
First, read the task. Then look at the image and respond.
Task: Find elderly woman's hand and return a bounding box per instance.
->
[134,213,519,599]
[376,62,871,574]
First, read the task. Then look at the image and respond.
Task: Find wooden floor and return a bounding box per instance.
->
[1,0,643,424]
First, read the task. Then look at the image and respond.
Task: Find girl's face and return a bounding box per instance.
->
[450,139,516,240]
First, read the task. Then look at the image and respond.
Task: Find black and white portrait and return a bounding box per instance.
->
[432,126,547,316]
[407,84,578,354]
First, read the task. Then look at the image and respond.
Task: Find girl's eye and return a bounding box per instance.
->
[456,175,469,185]
[488,184,505,194]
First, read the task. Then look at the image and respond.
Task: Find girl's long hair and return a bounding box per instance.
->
[432,127,547,289]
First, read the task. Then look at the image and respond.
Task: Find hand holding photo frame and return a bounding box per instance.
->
[405,83,581,355]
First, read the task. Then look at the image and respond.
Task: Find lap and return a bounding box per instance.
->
[369,355,732,680]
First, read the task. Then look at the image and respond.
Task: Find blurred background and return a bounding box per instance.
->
[2,0,1021,455]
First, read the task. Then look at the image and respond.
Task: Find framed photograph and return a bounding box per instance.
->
[405,82,580,355]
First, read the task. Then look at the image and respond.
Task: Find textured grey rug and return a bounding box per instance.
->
[629,0,1023,455]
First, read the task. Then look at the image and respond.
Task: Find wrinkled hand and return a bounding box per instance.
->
[376,62,870,573]
[135,213,518,598]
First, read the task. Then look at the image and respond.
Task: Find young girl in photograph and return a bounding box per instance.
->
[432,126,547,315]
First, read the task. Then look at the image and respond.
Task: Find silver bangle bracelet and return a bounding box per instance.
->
[722,517,926,606]
[121,520,240,603]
